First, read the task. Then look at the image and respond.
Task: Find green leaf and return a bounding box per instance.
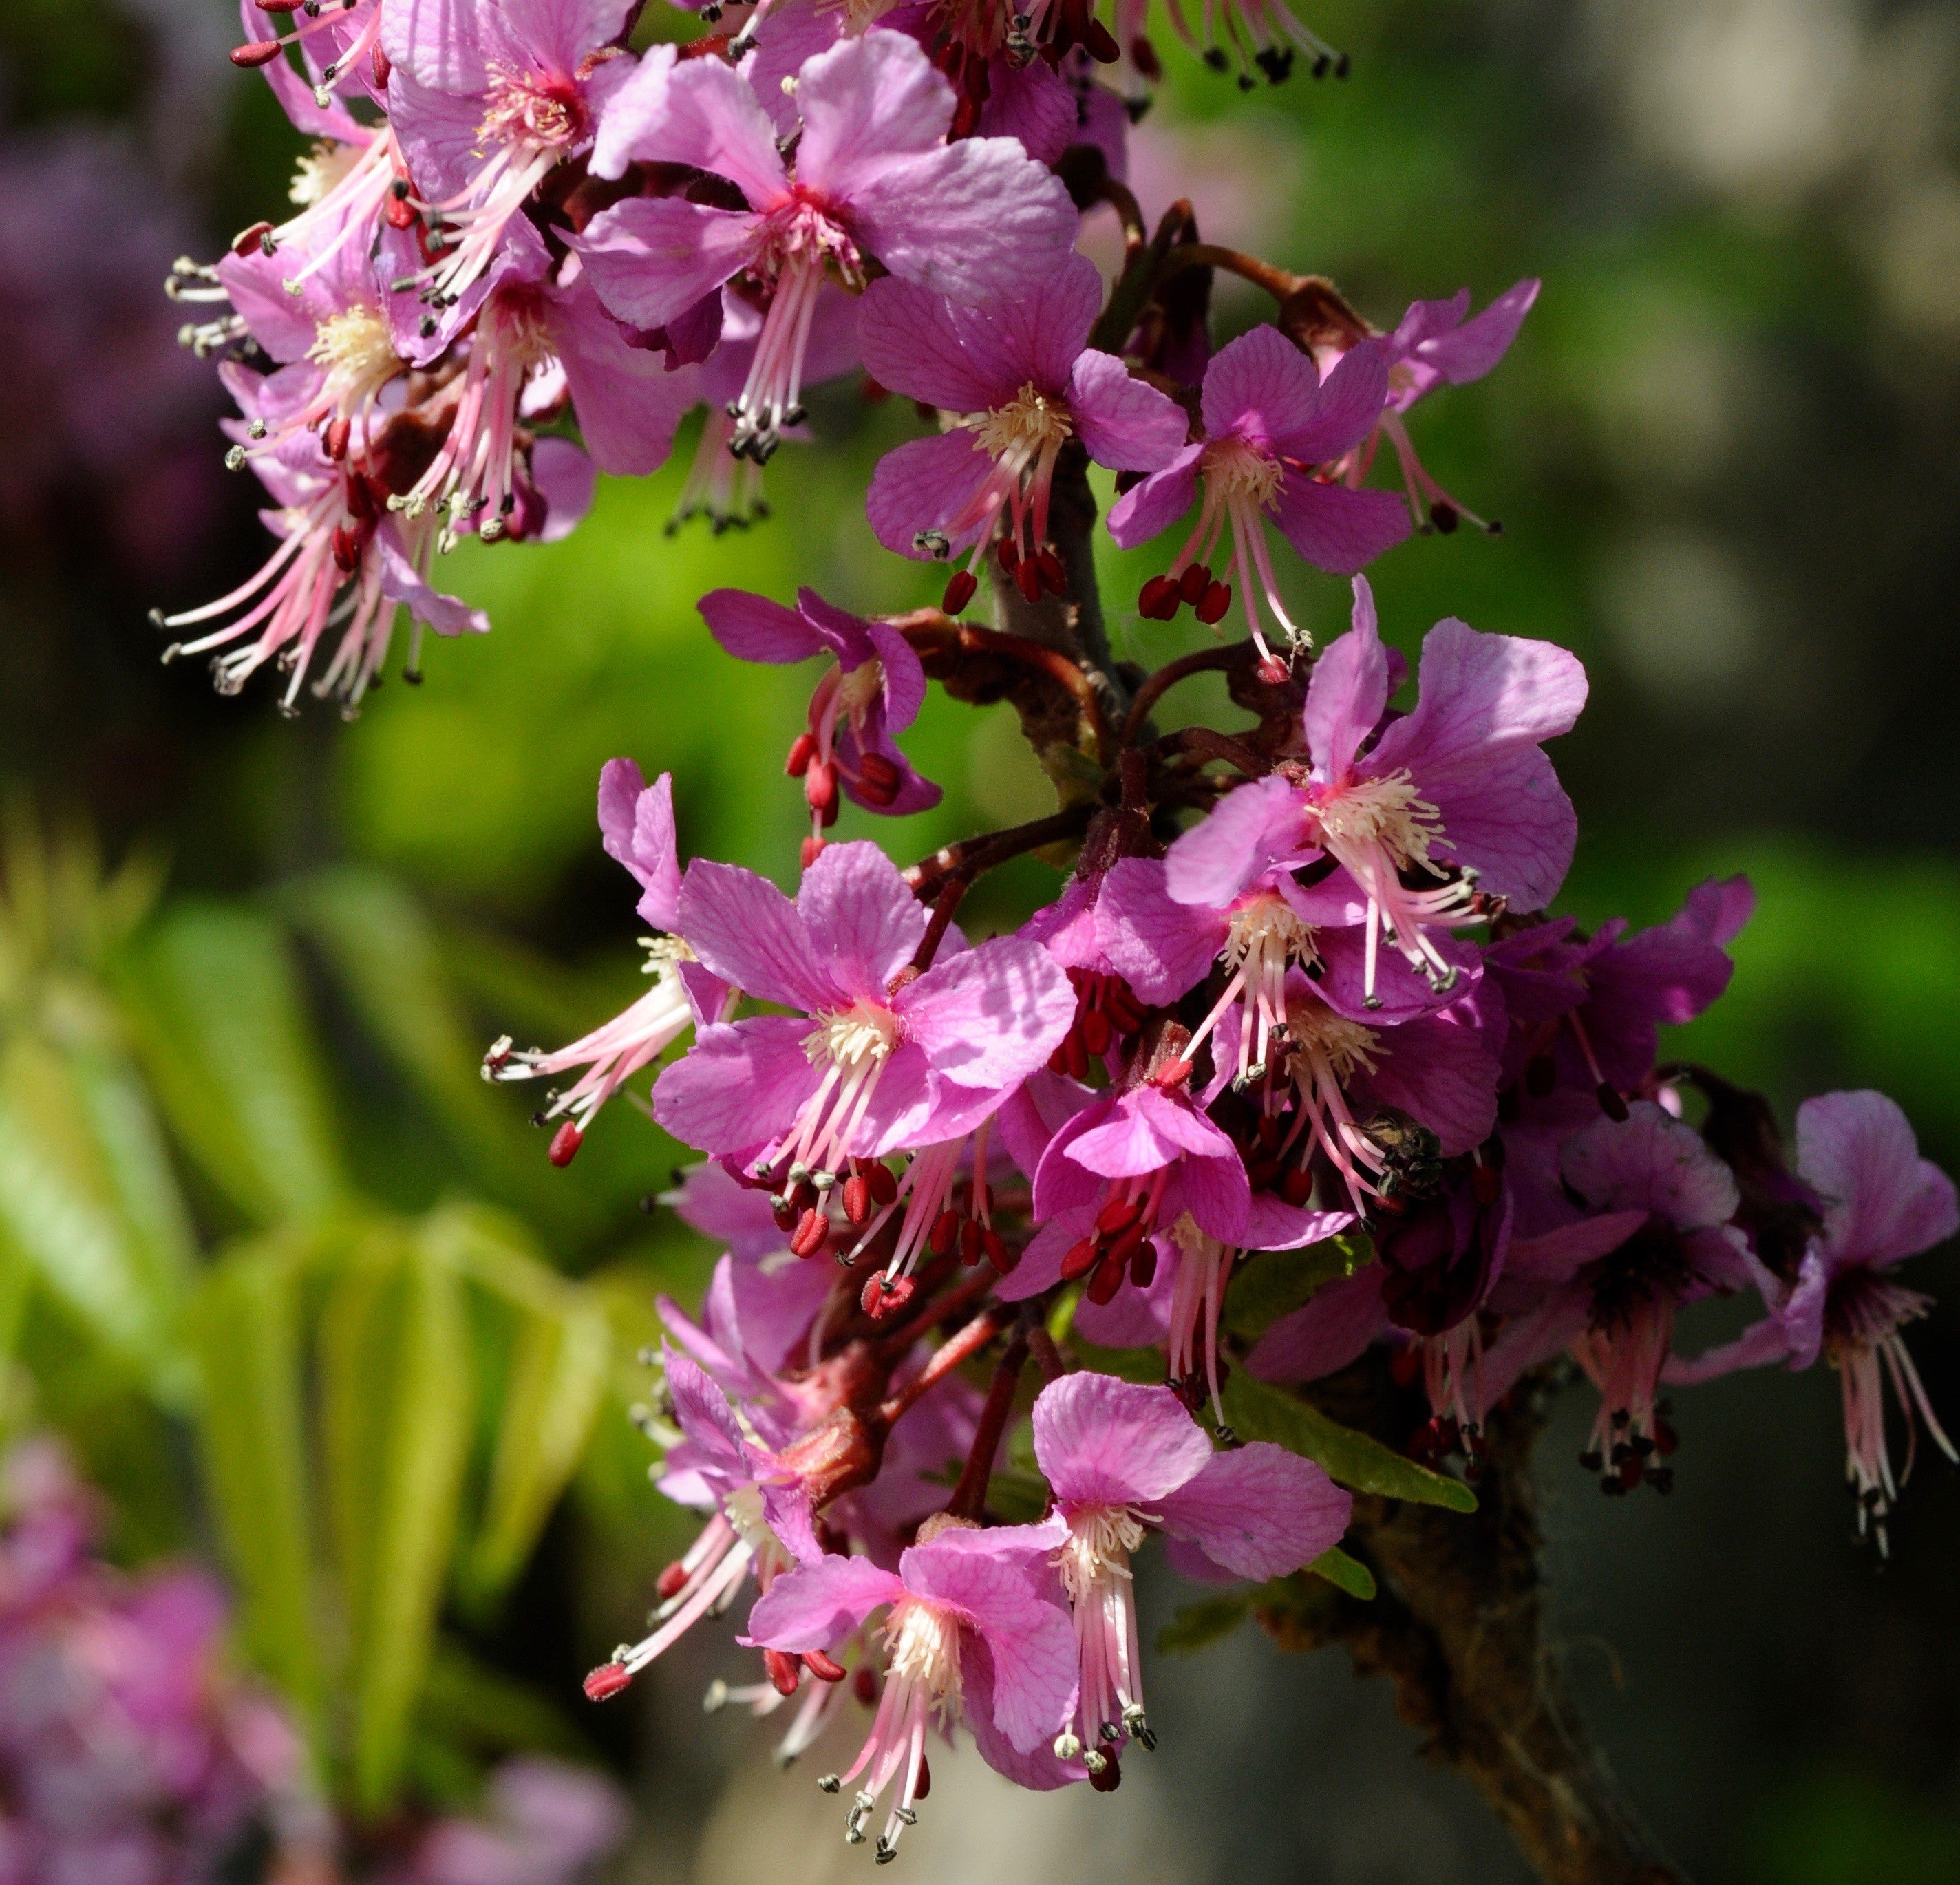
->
[1222,1235,1373,1341]
[1308,1545,1377,1601]
[192,1236,326,1743]
[1158,1589,1254,1656]
[119,904,344,1226]
[1220,1372,1477,1513]
[1068,1341,1171,1386]
[0,1036,193,1402]
[320,1221,474,1816]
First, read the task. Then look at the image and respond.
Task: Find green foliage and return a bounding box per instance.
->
[1222,1235,1374,1343]
[1221,1372,1478,1513]
[1157,1553,1372,1657]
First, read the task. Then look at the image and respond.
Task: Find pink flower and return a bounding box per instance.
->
[1030,1372,1350,1768]
[1164,576,1586,1005]
[698,588,941,845]
[1482,1103,1751,1491]
[487,763,731,1162]
[860,253,1187,614]
[652,842,1076,1189]
[1669,1091,1957,1551]
[379,0,637,309]
[407,1758,628,1885]
[230,0,385,116]
[1107,326,1409,670]
[745,1517,1078,1857]
[1322,279,1540,536]
[577,32,1078,462]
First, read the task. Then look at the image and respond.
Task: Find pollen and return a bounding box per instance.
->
[972,383,1074,460]
[882,1597,963,1701]
[1201,435,1283,509]
[306,306,403,406]
[1054,1504,1146,1603]
[1283,993,1383,1082]
[834,659,886,721]
[1222,892,1319,976]
[1311,768,1446,871]
[290,139,362,209]
[478,67,586,151]
[806,999,902,1070]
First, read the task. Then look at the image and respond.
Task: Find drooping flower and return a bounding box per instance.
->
[1030,1372,1349,1774]
[698,588,941,848]
[1321,279,1540,535]
[577,32,1078,461]
[1481,1103,1751,1491]
[1668,1091,1957,1550]
[379,0,637,310]
[745,1516,1078,1858]
[1163,576,1586,1004]
[652,842,1076,1227]
[487,762,731,1162]
[860,253,1188,614]
[1107,326,1409,671]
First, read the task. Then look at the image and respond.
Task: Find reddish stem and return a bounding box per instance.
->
[944,1333,1030,1522]
[877,1303,1012,1426]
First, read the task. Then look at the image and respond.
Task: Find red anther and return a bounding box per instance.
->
[958,1219,983,1266]
[861,1274,915,1319]
[857,752,901,800]
[1196,580,1233,625]
[982,1229,1017,1275]
[1036,550,1067,595]
[1470,1162,1501,1205]
[1085,17,1121,61]
[841,1173,872,1226]
[1255,654,1290,685]
[1617,1455,1643,1491]
[1097,1193,1144,1236]
[997,535,1021,573]
[763,1648,803,1697]
[1137,575,1180,620]
[1105,987,1147,1033]
[1012,555,1042,604]
[330,526,359,574]
[866,1162,899,1207]
[656,1559,690,1600]
[583,1662,632,1702]
[1061,1027,1091,1080]
[1132,32,1164,79]
[1179,562,1211,604]
[950,94,980,139]
[1148,1057,1194,1089]
[1255,1111,1286,1149]
[785,731,818,777]
[853,1665,879,1705]
[1059,1237,1100,1284]
[548,1120,583,1167]
[1654,1419,1679,1456]
[1129,1239,1158,1288]
[771,1196,798,1234]
[805,1649,848,1683]
[345,473,376,522]
[915,1754,932,1800]
[942,569,978,615]
[229,41,285,69]
[372,45,391,88]
[804,758,839,816]
[1087,1250,1127,1305]
[1279,1164,1316,1207]
[929,1208,961,1257]
[384,189,417,231]
[254,0,292,10]
[1245,1156,1283,1191]
[231,220,275,256]
[800,834,827,870]
[1597,1081,1630,1123]
[1080,1007,1112,1056]
[1105,1222,1149,1271]
[791,1207,829,1259]
[323,417,351,461]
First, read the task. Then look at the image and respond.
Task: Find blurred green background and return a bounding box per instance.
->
[1,0,1957,1879]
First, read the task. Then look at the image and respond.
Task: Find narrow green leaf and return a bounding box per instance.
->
[1222,1235,1373,1341]
[1221,1372,1478,1513]
[1158,1590,1254,1655]
[119,904,343,1225]
[1308,1544,1377,1601]
[192,1237,326,1742]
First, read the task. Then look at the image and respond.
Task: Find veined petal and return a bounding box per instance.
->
[1031,1373,1213,1508]
[573,197,756,333]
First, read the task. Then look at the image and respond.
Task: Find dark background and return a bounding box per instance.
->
[2,1,1957,1879]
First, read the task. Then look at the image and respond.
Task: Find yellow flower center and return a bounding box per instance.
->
[971,383,1074,460]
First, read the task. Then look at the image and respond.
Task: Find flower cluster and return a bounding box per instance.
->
[177,1,1952,1863]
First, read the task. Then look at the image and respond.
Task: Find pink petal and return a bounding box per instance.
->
[1476,1284,1591,1409]
[1500,1211,1650,1288]
[1031,1374,1213,1508]
[1561,1103,1739,1231]
[1797,1090,1959,1268]
[1095,858,1228,1005]
[526,436,595,543]
[677,862,837,1010]
[1242,1197,1355,1252]
[1105,443,1203,549]
[795,840,927,997]
[1662,1312,1797,1387]
[859,277,1020,414]
[1410,279,1540,387]
[792,30,955,191]
[696,588,824,666]
[1069,350,1191,473]
[1162,774,1309,908]
[1162,1145,1252,1246]
[652,1017,817,1156]
[1199,323,1325,446]
[573,196,756,332]
[550,268,696,476]
[1272,339,1392,462]
[631,772,681,933]
[1247,1266,1389,1383]
[993,1206,1093,1303]
[374,530,489,637]
[1302,576,1393,779]
[866,430,996,560]
[590,44,787,202]
[1266,478,1411,575]
[663,1350,747,1476]
[962,1636,1085,1789]
[897,937,1076,1089]
[867,620,928,731]
[1348,981,1506,1157]
[1153,1444,1352,1581]
[744,1554,906,1651]
[974,48,1077,164]
[1371,615,1588,767]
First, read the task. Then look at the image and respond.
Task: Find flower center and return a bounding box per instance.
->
[721,1483,777,1556]
[754,193,862,285]
[1054,1504,1145,1603]
[1224,891,1318,979]
[883,1597,962,1701]
[1202,435,1283,509]
[1310,769,1445,871]
[479,68,587,152]
[834,659,885,721]
[306,306,403,409]
[805,999,901,1072]
[290,139,362,209]
[482,283,557,373]
[971,383,1074,461]
[1283,992,1382,1083]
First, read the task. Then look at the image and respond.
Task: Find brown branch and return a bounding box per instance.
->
[902,805,1094,899]
[910,875,968,973]
[1094,175,1148,260]
[943,1331,1030,1522]
[1122,643,1239,745]
[1151,725,1268,778]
